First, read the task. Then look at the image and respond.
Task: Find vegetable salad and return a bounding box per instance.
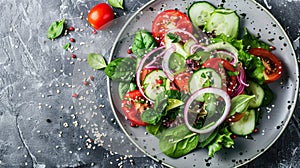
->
[105,1,282,158]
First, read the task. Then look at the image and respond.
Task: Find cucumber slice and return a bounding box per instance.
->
[245,81,265,108]
[188,1,215,27]
[230,110,256,136]
[204,9,240,38]
[189,68,222,101]
[206,42,238,57]
[143,70,167,100]
[183,39,197,54]
[164,35,189,58]
[169,52,186,74]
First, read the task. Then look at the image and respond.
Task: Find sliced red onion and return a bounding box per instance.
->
[212,50,237,65]
[136,46,165,103]
[184,88,231,134]
[190,44,208,54]
[167,28,198,44]
[162,45,176,81]
[231,64,248,97]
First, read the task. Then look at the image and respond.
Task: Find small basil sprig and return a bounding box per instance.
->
[47,18,65,40]
[228,94,255,116]
[63,43,70,51]
[108,0,124,9]
[87,53,107,70]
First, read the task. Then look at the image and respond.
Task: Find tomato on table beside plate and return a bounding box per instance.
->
[87,3,115,30]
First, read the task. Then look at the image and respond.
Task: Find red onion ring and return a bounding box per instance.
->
[162,45,176,81]
[136,46,165,103]
[190,44,208,54]
[167,28,198,44]
[211,50,238,65]
[184,88,231,134]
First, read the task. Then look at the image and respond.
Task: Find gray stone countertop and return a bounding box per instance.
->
[0,0,299,167]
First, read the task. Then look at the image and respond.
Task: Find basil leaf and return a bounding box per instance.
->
[63,43,70,51]
[229,94,255,116]
[104,57,136,82]
[47,18,65,40]
[167,33,181,43]
[132,30,156,58]
[108,0,124,9]
[159,124,198,158]
[87,53,107,70]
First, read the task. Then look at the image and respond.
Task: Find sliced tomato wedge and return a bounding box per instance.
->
[226,112,245,122]
[249,48,282,83]
[121,90,149,126]
[152,9,193,42]
[174,71,192,92]
[202,58,238,95]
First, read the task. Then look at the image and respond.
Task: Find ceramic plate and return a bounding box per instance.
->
[107,0,299,167]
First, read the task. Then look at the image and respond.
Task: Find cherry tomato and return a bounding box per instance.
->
[202,58,238,96]
[87,3,115,30]
[152,9,193,42]
[248,48,282,83]
[174,71,192,92]
[122,90,149,126]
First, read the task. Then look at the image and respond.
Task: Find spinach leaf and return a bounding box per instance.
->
[167,33,181,43]
[87,53,107,70]
[131,30,157,58]
[229,94,255,116]
[118,82,136,100]
[108,0,124,9]
[47,18,65,40]
[141,109,161,125]
[242,28,270,51]
[238,50,265,84]
[146,122,166,136]
[207,126,234,157]
[154,91,168,112]
[104,57,136,82]
[159,124,198,158]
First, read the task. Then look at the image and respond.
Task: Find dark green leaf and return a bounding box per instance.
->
[63,43,70,51]
[238,50,265,84]
[207,126,234,157]
[118,82,136,100]
[47,18,65,40]
[104,57,136,82]
[212,33,243,50]
[159,124,198,158]
[229,94,255,116]
[187,51,211,64]
[154,92,168,112]
[108,0,124,9]
[141,109,161,125]
[242,28,271,51]
[87,53,107,69]
[132,30,157,58]
[167,33,181,43]
[146,122,166,136]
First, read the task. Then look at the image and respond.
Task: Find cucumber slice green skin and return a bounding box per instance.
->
[245,81,265,108]
[188,1,216,27]
[230,109,256,136]
[204,9,240,38]
[143,70,167,100]
[188,68,222,101]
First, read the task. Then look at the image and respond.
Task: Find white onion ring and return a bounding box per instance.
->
[162,45,176,81]
[136,46,165,103]
[183,88,231,134]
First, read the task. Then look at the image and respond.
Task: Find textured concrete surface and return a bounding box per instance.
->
[0,0,299,167]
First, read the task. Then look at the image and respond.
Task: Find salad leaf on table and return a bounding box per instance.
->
[104,57,136,82]
[87,53,107,70]
[47,18,65,40]
[108,0,124,10]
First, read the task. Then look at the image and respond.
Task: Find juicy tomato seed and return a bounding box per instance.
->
[253,128,259,133]
[83,80,89,86]
[72,93,78,98]
[71,54,76,58]
[92,29,97,34]
[130,123,138,127]
[270,46,276,50]
[89,75,94,81]
[231,134,237,139]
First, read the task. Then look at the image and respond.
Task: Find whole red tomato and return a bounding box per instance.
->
[87,3,115,30]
